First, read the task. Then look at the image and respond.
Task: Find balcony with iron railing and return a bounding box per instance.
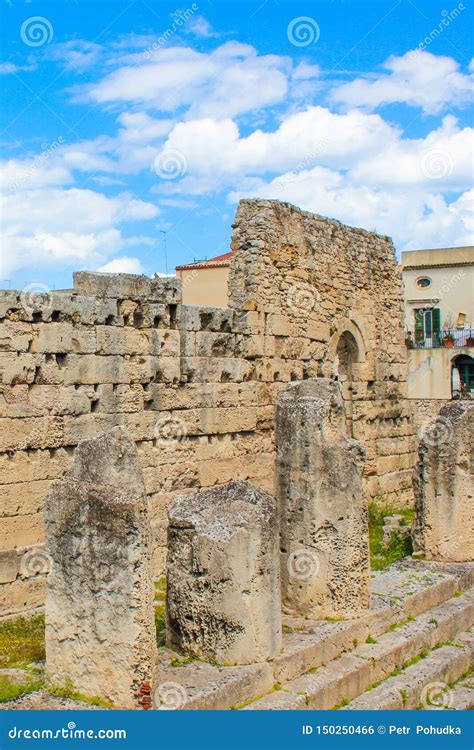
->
[405,328,474,349]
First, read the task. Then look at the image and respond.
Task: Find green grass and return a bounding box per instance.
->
[170,656,194,667]
[366,634,378,644]
[155,604,166,647]
[388,615,415,632]
[47,677,112,707]
[0,615,45,668]
[333,697,350,709]
[369,502,414,571]
[154,577,167,603]
[0,674,44,703]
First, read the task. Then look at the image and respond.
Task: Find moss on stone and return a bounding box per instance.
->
[0,615,45,669]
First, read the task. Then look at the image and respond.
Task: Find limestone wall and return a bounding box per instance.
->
[410,398,452,438]
[0,199,416,618]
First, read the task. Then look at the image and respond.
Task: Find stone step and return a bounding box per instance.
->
[345,634,472,710]
[152,563,473,711]
[274,564,467,684]
[352,589,474,684]
[425,684,474,710]
[153,658,273,711]
[242,592,474,710]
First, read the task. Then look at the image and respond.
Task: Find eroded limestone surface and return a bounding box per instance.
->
[45,426,157,708]
[166,480,282,665]
[412,401,473,562]
[276,378,371,618]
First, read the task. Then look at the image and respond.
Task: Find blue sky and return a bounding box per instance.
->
[1,0,473,291]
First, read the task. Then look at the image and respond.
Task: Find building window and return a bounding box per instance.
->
[416,276,431,288]
[414,307,441,345]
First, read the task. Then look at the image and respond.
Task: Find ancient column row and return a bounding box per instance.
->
[44,378,373,707]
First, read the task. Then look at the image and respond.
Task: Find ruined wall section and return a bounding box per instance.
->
[0,199,415,617]
[0,274,281,617]
[230,200,415,506]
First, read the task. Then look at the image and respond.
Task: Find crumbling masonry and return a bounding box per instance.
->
[0,199,415,618]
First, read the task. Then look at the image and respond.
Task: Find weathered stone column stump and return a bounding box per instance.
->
[166,480,282,665]
[276,378,370,618]
[45,427,157,708]
[412,401,473,561]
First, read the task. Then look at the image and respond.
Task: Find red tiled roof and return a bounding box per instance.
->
[176,251,233,271]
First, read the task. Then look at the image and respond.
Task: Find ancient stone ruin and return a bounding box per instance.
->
[276,378,370,618]
[1,199,473,712]
[167,480,282,665]
[412,401,474,562]
[45,427,157,708]
[1,199,414,619]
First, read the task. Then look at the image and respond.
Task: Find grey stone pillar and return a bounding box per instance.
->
[166,480,282,665]
[276,378,370,618]
[45,427,157,708]
[412,401,473,562]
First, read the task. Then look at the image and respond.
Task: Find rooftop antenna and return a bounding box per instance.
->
[160,230,168,275]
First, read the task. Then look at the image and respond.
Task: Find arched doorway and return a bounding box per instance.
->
[335,331,359,383]
[334,331,361,435]
[452,354,474,399]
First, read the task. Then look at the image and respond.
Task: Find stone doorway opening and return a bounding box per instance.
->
[334,330,360,433]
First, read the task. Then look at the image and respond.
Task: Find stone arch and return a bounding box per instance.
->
[328,321,366,435]
[451,353,474,398]
[328,320,366,374]
[336,331,360,383]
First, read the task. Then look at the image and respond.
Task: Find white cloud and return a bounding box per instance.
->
[98,256,145,274]
[229,168,473,252]
[1,158,73,192]
[160,107,397,184]
[76,42,290,119]
[155,105,472,202]
[3,37,472,266]
[181,14,221,39]
[351,116,473,191]
[0,187,159,277]
[332,51,473,114]
[46,40,104,69]
[0,60,36,74]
